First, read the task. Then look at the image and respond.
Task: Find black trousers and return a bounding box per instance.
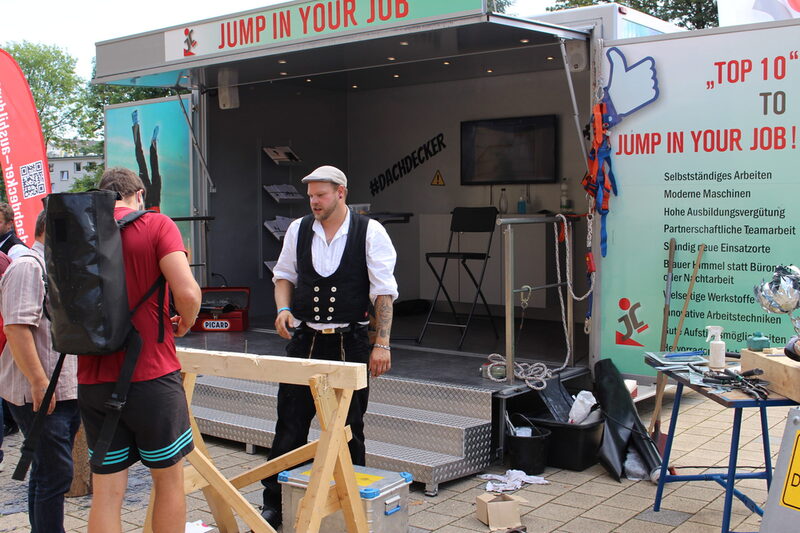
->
[261,325,371,511]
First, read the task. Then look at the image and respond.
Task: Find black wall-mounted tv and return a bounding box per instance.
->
[460,115,559,185]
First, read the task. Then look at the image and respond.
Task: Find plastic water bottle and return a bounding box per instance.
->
[499,188,508,214]
[517,196,527,214]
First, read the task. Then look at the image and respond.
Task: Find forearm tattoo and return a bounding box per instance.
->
[374,295,393,340]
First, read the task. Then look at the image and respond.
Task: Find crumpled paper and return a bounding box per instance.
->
[478,469,549,492]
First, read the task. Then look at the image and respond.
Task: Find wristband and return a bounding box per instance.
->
[373,343,391,351]
[277,307,291,313]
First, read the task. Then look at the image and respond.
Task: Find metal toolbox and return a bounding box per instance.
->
[190,287,250,332]
[278,465,412,533]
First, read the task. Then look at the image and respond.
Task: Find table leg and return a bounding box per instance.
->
[654,382,683,511]
[759,404,772,489]
[721,407,743,533]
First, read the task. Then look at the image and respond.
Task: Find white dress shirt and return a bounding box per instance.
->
[272,209,398,329]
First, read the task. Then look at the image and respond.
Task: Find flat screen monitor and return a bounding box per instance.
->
[461,115,559,185]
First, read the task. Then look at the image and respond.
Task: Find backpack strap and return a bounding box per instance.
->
[118,209,167,343]
[12,351,68,480]
[89,329,143,468]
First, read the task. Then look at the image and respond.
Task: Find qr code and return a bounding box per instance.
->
[20,160,46,199]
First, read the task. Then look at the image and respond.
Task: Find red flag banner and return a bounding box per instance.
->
[0,49,51,245]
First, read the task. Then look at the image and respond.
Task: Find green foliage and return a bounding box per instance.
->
[549,0,718,30]
[488,0,514,13]
[69,163,104,192]
[1,41,87,148]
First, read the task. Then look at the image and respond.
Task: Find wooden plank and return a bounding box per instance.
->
[186,431,348,493]
[741,349,800,402]
[188,448,276,533]
[333,440,369,532]
[178,348,367,389]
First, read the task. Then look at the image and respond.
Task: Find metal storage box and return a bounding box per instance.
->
[278,465,412,533]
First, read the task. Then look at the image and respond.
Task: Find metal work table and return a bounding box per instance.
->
[497,214,575,385]
[649,361,798,533]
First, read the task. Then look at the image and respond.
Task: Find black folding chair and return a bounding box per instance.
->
[417,206,499,349]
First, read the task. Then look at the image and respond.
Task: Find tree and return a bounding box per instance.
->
[1,41,87,148]
[489,0,514,13]
[549,0,718,30]
[69,164,103,192]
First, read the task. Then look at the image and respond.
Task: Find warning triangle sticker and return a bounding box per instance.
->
[431,170,445,186]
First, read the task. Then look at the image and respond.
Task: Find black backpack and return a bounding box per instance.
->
[13,190,166,480]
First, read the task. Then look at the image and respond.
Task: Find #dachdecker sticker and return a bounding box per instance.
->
[781,430,800,511]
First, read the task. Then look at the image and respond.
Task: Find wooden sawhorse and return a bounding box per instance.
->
[143,348,370,533]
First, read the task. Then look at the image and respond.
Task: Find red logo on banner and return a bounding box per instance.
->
[183,28,197,56]
[616,297,648,347]
[0,49,51,245]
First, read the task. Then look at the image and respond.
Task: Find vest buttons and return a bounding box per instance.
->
[327,316,333,321]
[328,307,334,312]
[314,315,320,321]
[330,297,336,302]
[331,287,337,292]
[314,286,320,292]
[314,296,319,302]
[314,307,319,312]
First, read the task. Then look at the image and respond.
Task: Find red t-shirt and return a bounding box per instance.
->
[77,207,186,384]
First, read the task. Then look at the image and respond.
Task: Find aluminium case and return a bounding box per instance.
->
[279,465,412,533]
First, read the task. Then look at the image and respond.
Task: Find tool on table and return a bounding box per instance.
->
[690,367,770,400]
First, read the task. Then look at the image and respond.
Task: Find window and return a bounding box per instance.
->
[60,170,69,181]
[48,163,54,173]
[74,162,82,172]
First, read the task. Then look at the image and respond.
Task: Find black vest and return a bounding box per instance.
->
[0,231,25,254]
[292,211,371,324]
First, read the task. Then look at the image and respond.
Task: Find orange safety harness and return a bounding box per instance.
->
[581,101,617,257]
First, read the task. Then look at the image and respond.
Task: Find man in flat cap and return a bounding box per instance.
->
[260,165,398,527]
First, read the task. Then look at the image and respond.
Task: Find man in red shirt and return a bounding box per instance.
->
[78,167,201,533]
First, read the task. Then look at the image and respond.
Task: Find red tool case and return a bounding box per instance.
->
[191,287,250,332]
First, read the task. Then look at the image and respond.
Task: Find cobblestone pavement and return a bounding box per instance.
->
[0,388,792,532]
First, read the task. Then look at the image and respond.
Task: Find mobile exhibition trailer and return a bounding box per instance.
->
[93,1,693,492]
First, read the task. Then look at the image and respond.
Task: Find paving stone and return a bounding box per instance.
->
[571,480,627,498]
[659,494,708,514]
[636,508,692,526]
[688,507,749,527]
[409,509,457,530]
[429,498,475,518]
[448,514,492,531]
[519,514,567,532]
[557,516,617,533]
[612,518,675,532]
[550,491,606,510]
[579,503,639,524]
[526,502,584,522]
[603,493,656,512]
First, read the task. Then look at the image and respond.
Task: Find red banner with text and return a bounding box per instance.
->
[0,49,51,246]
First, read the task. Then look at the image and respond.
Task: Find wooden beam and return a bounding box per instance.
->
[184,427,353,493]
[177,348,367,389]
[188,448,276,533]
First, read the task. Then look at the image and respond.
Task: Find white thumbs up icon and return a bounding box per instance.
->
[603,47,659,127]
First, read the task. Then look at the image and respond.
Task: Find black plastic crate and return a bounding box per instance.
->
[524,413,604,471]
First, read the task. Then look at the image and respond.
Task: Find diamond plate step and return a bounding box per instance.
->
[193,405,492,490]
[191,374,494,492]
[369,377,492,419]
